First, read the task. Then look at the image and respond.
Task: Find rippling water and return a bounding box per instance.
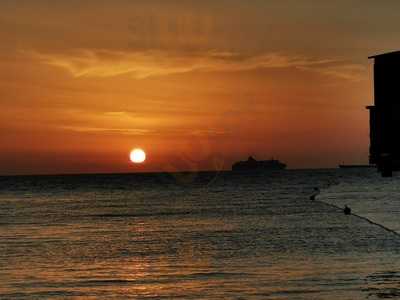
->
[1,169,400,299]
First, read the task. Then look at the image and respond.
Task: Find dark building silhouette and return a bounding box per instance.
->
[367,51,400,176]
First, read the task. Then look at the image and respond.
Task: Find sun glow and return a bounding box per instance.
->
[130,148,146,164]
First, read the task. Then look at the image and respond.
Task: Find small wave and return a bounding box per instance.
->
[267,289,321,297]
[366,271,400,283]
[364,271,400,299]
[1,290,84,298]
[90,211,193,218]
[12,273,253,291]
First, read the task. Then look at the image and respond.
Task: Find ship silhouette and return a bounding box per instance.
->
[232,156,286,172]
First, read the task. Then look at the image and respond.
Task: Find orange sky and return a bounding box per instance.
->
[1,0,400,175]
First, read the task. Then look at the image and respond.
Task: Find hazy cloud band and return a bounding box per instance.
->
[26,49,366,81]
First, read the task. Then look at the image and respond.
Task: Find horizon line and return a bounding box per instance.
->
[0,167,343,178]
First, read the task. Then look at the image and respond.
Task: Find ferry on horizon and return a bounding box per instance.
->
[232,156,287,172]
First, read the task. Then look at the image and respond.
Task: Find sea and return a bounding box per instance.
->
[1,168,400,299]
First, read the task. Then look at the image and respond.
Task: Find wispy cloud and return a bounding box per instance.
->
[60,126,154,136]
[314,64,367,82]
[25,48,365,81]
[299,63,367,82]
[58,110,230,138]
[61,125,229,138]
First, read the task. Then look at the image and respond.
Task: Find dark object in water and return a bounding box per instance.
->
[344,205,351,215]
[309,187,320,200]
[232,156,286,172]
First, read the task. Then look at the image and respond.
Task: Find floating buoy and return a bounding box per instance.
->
[344,205,351,215]
[309,187,320,200]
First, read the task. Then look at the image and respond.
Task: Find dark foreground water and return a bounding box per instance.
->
[1,169,400,299]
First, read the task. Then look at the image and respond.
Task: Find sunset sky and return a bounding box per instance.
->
[2,0,400,175]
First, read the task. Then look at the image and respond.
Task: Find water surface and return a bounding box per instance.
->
[1,169,400,299]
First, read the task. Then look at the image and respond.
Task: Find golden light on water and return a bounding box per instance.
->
[130,148,146,164]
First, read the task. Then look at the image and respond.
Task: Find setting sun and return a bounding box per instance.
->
[130,149,146,164]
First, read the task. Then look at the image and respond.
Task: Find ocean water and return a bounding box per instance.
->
[1,169,400,299]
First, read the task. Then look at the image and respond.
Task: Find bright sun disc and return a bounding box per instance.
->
[130,148,146,163]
